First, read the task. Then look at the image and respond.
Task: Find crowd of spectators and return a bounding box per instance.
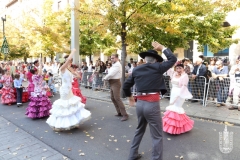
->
[1,54,237,111]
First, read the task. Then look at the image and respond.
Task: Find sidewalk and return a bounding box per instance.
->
[81,87,240,126]
[0,116,69,160]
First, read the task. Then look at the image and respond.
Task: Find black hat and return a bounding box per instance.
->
[139,50,163,62]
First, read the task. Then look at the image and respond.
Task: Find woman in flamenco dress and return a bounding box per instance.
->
[0,69,16,105]
[162,61,194,134]
[46,49,91,131]
[70,64,87,104]
[26,69,35,98]
[25,65,52,118]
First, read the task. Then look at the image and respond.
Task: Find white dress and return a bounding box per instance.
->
[46,69,91,130]
[162,74,194,134]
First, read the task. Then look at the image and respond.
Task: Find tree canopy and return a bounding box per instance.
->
[1,0,240,60]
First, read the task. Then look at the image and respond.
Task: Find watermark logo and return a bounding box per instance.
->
[219,125,233,154]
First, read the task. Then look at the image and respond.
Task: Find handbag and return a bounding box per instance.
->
[88,75,94,83]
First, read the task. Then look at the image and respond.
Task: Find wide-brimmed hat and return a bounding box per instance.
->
[139,50,163,62]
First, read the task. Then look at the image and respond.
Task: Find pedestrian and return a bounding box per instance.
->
[48,72,57,95]
[191,57,207,104]
[212,60,229,107]
[162,61,194,134]
[13,73,24,107]
[123,41,177,160]
[103,53,129,121]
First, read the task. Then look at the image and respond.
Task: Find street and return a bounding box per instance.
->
[0,95,240,160]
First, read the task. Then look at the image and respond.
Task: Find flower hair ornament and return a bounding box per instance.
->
[59,58,65,63]
[31,66,37,71]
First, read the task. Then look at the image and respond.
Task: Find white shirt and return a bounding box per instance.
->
[52,63,59,74]
[88,65,93,72]
[104,61,122,80]
[196,64,202,76]
[128,66,135,74]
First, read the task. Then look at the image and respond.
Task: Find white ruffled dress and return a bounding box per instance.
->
[46,69,91,130]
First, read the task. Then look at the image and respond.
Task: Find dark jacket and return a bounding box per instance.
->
[192,64,207,77]
[123,48,177,97]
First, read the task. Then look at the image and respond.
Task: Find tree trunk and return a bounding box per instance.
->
[24,56,27,63]
[120,13,127,98]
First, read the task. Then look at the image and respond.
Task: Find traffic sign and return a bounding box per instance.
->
[1,36,9,54]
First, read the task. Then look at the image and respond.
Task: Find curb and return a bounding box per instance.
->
[86,96,240,127]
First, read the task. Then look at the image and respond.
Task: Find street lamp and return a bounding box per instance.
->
[1,15,6,36]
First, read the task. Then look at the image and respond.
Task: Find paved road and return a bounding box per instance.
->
[0,95,239,160]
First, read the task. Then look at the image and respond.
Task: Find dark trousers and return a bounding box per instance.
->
[192,77,206,100]
[109,79,127,116]
[16,88,23,104]
[128,100,163,160]
[216,79,230,103]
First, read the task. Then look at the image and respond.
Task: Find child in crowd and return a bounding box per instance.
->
[0,69,16,105]
[43,69,49,83]
[48,72,57,95]
[13,74,24,107]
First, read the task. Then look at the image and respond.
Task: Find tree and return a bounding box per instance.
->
[77,0,117,59]
[16,0,72,60]
[105,0,240,53]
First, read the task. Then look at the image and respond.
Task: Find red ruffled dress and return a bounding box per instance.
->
[72,77,86,104]
[0,75,16,104]
[162,73,194,134]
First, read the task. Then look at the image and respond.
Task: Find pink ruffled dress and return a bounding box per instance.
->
[26,71,34,97]
[25,75,52,118]
[0,75,16,104]
[162,72,194,134]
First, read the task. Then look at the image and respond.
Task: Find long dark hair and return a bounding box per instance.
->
[30,66,37,74]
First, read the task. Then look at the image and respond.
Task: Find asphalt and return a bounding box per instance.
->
[80,87,240,126]
[0,87,240,160]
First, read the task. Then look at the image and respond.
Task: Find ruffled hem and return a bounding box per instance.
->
[46,94,91,130]
[25,95,52,119]
[1,98,16,104]
[25,111,50,118]
[162,110,194,135]
[46,109,91,130]
[1,89,16,104]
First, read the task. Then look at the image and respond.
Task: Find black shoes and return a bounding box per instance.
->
[135,154,142,160]
[191,100,198,103]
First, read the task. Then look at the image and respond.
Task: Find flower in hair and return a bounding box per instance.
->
[59,58,65,63]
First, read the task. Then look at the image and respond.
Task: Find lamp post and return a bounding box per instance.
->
[1,15,6,36]
[1,15,8,61]
[70,0,80,66]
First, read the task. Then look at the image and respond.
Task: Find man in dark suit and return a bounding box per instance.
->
[123,41,177,160]
[191,57,207,103]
